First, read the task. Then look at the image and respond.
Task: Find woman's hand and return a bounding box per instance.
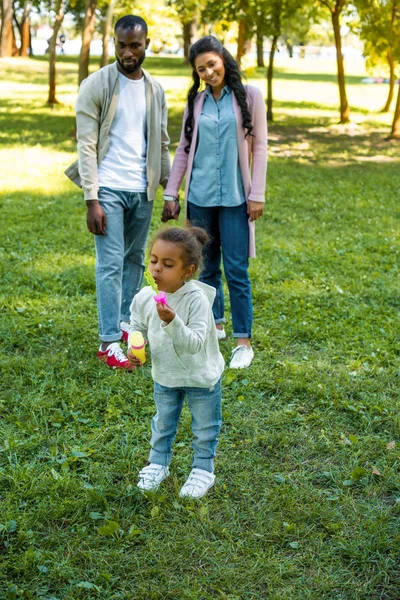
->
[156,302,176,324]
[127,348,145,367]
[247,201,264,222]
[161,200,180,223]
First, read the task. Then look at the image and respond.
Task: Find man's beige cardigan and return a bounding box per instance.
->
[65,63,170,202]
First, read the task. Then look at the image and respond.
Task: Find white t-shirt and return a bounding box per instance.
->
[98,73,147,191]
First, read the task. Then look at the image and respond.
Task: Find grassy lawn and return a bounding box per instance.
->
[0,54,399,599]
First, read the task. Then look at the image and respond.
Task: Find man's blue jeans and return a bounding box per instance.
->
[149,379,222,473]
[188,201,252,338]
[95,188,153,342]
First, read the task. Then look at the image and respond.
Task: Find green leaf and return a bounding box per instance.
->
[351,467,367,481]
[274,474,286,484]
[199,505,208,518]
[7,585,18,600]
[127,527,143,539]
[38,565,48,574]
[150,506,160,518]
[97,521,119,536]
[90,512,104,520]
[7,520,17,533]
[76,581,100,590]
[288,541,300,549]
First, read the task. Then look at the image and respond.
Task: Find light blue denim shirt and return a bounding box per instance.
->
[187,86,246,208]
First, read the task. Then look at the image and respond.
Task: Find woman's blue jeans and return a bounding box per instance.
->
[188,201,252,338]
[149,379,222,474]
[94,188,153,342]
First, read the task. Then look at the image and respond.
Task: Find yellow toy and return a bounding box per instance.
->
[129,331,146,364]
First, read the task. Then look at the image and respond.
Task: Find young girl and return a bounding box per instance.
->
[128,226,224,499]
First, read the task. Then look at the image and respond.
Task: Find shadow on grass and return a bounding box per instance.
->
[274,99,373,115]
[0,101,75,148]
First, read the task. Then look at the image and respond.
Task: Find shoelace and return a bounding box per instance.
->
[108,343,127,362]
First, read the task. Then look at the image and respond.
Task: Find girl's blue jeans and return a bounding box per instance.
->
[188,201,252,338]
[149,379,222,474]
[94,188,153,342]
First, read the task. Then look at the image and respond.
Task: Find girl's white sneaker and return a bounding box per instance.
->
[137,464,169,492]
[179,468,215,499]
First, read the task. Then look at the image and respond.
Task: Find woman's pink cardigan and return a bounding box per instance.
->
[164,85,268,258]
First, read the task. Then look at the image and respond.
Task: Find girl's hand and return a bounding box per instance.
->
[127,348,145,367]
[247,200,264,222]
[156,302,175,324]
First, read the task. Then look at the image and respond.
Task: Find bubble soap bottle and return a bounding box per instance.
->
[128,331,146,364]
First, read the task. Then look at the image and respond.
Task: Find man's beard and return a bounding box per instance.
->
[116,51,145,75]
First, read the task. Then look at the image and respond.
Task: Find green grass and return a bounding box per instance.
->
[0,54,399,600]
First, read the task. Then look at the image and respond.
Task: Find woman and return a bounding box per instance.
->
[162,36,267,369]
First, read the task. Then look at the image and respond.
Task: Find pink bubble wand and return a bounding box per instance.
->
[144,270,167,305]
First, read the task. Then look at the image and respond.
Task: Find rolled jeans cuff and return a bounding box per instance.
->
[192,457,214,473]
[149,449,172,467]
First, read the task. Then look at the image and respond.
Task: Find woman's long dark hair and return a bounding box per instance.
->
[184,35,253,154]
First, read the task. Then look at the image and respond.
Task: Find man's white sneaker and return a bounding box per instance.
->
[229,345,254,369]
[137,464,169,492]
[179,468,215,499]
[216,327,226,341]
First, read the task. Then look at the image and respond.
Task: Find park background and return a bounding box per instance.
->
[1,0,400,598]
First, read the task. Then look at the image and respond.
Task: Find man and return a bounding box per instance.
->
[66,15,175,369]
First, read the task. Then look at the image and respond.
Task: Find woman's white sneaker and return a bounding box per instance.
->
[179,468,215,499]
[229,345,254,369]
[137,464,169,492]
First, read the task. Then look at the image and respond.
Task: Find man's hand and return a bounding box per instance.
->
[127,347,145,367]
[161,200,180,223]
[156,302,175,324]
[87,200,106,235]
[247,200,264,222]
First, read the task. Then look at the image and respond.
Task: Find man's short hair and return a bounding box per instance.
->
[114,15,148,35]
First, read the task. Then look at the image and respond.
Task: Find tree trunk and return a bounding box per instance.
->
[78,0,97,85]
[389,81,400,139]
[381,49,395,113]
[183,19,195,64]
[331,9,350,123]
[237,17,247,66]
[100,0,115,67]
[267,34,278,122]
[11,18,18,55]
[20,0,32,57]
[1,0,13,57]
[256,28,264,67]
[48,0,65,105]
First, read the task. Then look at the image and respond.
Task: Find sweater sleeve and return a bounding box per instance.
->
[248,87,268,203]
[76,78,102,202]
[160,88,171,187]
[163,104,190,197]
[161,293,208,355]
